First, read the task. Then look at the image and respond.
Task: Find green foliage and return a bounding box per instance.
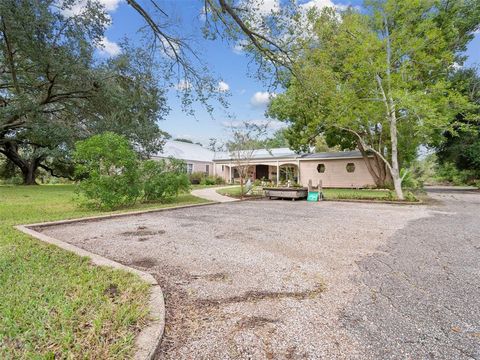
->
[263,129,290,148]
[141,159,190,202]
[199,175,224,186]
[0,1,169,184]
[0,184,209,359]
[268,1,478,195]
[400,168,423,190]
[73,133,140,210]
[435,161,476,186]
[435,67,480,181]
[189,172,206,184]
[404,191,418,203]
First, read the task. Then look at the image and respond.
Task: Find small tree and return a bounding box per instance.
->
[141,158,190,202]
[226,122,267,199]
[73,133,140,210]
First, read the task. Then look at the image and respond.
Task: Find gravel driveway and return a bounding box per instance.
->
[39,188,480,359]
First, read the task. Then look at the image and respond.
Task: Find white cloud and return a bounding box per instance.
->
[100,0,121,12]
[250,91,276,107]
[175,79,192,91]
[299,0,350,12]
[232,39,250,55]
[233,44,244,55]
[62,0,121,16]
[217,81,230,92]
[98,36,121,56]
[255,0,280,15]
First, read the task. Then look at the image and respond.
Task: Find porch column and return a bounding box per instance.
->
[276,161,279,186]
[229,164,232,184]
[297,159,301,185]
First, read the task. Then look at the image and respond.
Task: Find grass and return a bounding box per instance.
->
[0,184,208,359]
[218,186,397,201]
[322,188,394,200]
[216,186,263,198]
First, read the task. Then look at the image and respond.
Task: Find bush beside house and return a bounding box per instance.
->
[74,132,191,210]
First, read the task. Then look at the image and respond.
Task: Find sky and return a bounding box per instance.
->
[96,0,480,145]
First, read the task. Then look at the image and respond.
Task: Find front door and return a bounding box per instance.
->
[255,165,269,180]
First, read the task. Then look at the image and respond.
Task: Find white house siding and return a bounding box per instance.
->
[184,160,213,175]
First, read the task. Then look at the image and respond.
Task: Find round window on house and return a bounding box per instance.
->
[317,164,325,173]
[346,163,355,173]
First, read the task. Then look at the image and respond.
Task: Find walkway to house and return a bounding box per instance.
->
[191,186,239,203]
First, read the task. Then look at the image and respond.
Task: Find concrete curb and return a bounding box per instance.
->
[15,224,164,360]
[13,202,227,360]
[26,201,218,229]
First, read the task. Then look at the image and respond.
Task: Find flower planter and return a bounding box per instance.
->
[263,187,308,201]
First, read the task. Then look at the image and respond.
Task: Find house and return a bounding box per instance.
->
[213,148,378,188]
[153,141,378,188]
[153,140,214,176]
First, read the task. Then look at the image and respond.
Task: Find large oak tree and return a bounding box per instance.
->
[0,0,168,184]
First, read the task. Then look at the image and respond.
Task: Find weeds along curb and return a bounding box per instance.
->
[13,202,220,360]
[322,198,424,205]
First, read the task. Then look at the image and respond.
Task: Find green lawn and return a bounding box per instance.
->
[218,186,396,200]
[322,188,394,200]
[0,185,207,359]
[216,186,264,198]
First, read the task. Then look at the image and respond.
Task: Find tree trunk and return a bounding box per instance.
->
[388,104,404,200]
[358,141,389,188]
[240,176,244,200]
[21,163,38,185]
[1,141,39,185]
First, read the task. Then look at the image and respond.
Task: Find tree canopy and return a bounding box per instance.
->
[0,0,168,184]
[267,0,479,198]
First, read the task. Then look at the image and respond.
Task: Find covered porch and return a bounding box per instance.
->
[219,162,300,185]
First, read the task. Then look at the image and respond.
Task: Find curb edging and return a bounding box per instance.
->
[26,201,218,229]
[13,201,229,359]
[15,224,164,360]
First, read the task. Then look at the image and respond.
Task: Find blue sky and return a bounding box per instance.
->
[98,0,480,145]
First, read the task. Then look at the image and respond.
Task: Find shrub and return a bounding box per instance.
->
[400,168,423,190]
[404,191,418,202]
[200,175,223,186]
[189,172,205,184]
[141,159,190,202]
[435,162,474,185]
[73,132,140,210]
[215,176,225,185]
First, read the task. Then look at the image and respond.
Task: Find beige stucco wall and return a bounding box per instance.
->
[299,158,376,188]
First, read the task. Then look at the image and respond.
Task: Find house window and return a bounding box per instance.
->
[317,164,326,173]
[186,163,193,174]
[205,164,209,175]
[346,163,355,173]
